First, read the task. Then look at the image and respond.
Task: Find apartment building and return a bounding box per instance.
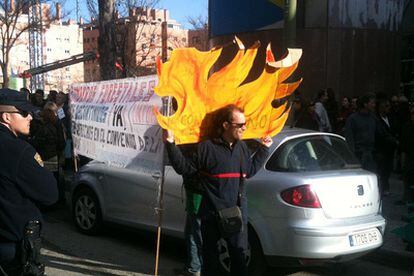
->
[188,28,209,51]
[2,3,84,91]
[43,19,84,91]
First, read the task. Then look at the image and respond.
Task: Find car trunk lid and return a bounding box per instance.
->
[307,171,380,219]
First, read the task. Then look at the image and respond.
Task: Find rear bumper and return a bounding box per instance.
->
[260,215,386,260]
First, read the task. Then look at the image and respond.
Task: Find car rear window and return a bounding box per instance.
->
[266,135,360,172]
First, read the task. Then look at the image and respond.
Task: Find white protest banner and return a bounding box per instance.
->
[69,76,164,171]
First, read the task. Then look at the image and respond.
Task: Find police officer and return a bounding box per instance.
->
[0,88,58,275]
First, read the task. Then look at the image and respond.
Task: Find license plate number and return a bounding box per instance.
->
[349,229,380,247]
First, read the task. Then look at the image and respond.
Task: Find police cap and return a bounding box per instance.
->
[0,88,37,113]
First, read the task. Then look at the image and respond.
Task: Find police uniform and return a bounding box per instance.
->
[0,89,58,275]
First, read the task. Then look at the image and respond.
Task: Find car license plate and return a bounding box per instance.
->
[349,229,380,247]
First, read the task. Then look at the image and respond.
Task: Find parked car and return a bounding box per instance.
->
[66,128,386,273]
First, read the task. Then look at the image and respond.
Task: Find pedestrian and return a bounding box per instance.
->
[0,88,58,275]
[164,104,272,276]
[175,144,203,276]
[350,96,358,113]
[47,90,58,103]
[336,96,352,135]
[375,98,398,196]
[290,99,319,131]
[400,107,414,204]
[325,88,338,132]
[314,89,332,132]
[30,102,66,201]
[286,96,304,127]
[345,94,378,172]
[31,89,45,109]
[55,92,73,170]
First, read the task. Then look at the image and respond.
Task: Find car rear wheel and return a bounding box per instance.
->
[216,227,268,275]
[72,188,102,235]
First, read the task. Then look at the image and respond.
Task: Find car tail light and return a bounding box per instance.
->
[280,185,321,208]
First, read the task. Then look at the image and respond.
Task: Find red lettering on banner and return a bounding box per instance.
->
[130,104,157,125]
[72,85,97,103]
[119,82,130,103]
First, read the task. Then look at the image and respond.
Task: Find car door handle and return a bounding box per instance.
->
[152,171,162,180]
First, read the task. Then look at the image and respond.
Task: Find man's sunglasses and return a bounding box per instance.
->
[229,122,247,128]
[7,110,31,118]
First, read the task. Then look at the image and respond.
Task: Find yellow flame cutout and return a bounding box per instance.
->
[154,37,303,145]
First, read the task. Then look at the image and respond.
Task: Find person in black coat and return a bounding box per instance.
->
[164,104,272,276]
[375,98,398,196]
[0,88,58,275]
[400,108,414,204]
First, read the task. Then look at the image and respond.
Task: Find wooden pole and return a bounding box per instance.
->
[154,96,171,276]
[154,18,169,274]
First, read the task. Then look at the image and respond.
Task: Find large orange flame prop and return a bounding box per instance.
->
[154,37,302,145]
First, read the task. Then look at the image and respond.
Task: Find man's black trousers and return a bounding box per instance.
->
[200,213,248,276]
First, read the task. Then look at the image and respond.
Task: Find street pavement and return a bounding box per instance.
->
[41,204,412,276]
[364,174,414,270]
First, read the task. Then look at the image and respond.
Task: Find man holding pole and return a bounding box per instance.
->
[164,104,272,275]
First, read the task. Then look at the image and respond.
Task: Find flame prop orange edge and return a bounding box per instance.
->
[154,37,303,145]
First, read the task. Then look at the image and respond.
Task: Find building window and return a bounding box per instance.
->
[182,37,186,43]
[192,36,200,44]
[142,44,147,50]
[65,50,70,54]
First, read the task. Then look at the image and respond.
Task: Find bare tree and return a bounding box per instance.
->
[97,0,116,80]
[186,14,208,30]
[88,0,169,78]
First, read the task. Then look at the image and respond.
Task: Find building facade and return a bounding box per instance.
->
[43,19,84,91]
[1,3,84,92]
[188,28,209,51]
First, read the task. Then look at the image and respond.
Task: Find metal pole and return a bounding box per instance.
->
[283,0,297,48]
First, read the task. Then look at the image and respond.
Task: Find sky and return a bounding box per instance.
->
[63,0,208,29]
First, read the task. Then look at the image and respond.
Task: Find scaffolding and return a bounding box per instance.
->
[28,0,44,91]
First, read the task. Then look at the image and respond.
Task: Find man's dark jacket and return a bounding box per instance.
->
[0,124,58,242]
[166,138,269,215]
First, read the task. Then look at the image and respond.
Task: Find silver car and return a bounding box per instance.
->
[67,128,386,272]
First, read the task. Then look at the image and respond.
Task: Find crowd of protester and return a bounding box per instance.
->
[21,87,72,201]
[287,89,414,205]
